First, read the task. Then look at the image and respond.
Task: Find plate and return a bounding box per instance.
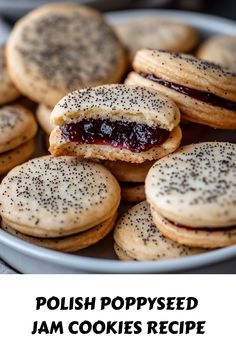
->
[0,9,236,273]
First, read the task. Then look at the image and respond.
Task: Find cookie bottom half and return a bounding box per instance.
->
[49,125,181,163]
[151,208,236,249]
[1,213,117,253]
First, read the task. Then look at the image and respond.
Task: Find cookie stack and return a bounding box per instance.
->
[0,45,37,176]
[0,157,120,252]
[114,142,236,260]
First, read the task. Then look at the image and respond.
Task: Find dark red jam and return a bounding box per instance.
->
[167,219,236,232]
[140,72,236,111]
[61,118,170,153]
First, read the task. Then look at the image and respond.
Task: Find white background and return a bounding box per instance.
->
[0,275,235,353]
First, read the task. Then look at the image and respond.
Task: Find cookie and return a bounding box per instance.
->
[49,84,181,163]
[145,142,236,248]
[1,213,117,253]
[126,49,236,129]
[151,208,236,249]
[7,3,127,107]
[104,160,153,203]
[0,104,37,154]
[114,243,133,260]
[0,46,20,104]
[197,35,236,72]
[36,104,54,135]
[114,201,201,261]
[0,156,120,237]
[114,17,198,59]
[120,183,145,203]
[103,160,154,183]
[0,139,35,175]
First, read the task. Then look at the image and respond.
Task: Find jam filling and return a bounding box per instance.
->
[61,118,170,153]
[140,72,236,111]
[167,219,236,232]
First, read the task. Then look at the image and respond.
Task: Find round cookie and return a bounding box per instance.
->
[126,49,236,129]
[120,184,146,203]
[49,84,181,163]
[145,142,236,248]
[7,3,127,107]
[1,213,117,253]
[0,139,35,175]
[114,201,201,261]
[197,35,236,72]
[103,160,154,183]
[0,156,120,237]
[114,17,198,59]
[104,160,153,203]
[36,104,54,135]
[0,104,37,154]
[0,46,20,104]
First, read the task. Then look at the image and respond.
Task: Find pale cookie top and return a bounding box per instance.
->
[114,17,198,58]
[7,4,126,107]
[146,142,236,228]
[197,35,236,72]
[133,49,236,101]
[51,84,180,131]
[0,156,120,236]
[0,104,37,153]
[114,201,199,260]
[0,46,20,104]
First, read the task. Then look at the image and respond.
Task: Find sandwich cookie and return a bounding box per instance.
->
[1,214,117,253]
[36,104,54,136]
[114,201,201,261]
[0,46,20,104]
[114,17,198,60]
[49,84,181,163]
[126,49,236,129]
[0,156,120,237]
[7,3,127,107]
[0,104,37,154]
[0,139,35,175]
[104,160,154,202]
[146,142,236,248]
[197,35,236,72]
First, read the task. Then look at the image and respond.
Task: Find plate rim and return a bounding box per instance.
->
[1,8,236,273]
[1,227,236,273]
